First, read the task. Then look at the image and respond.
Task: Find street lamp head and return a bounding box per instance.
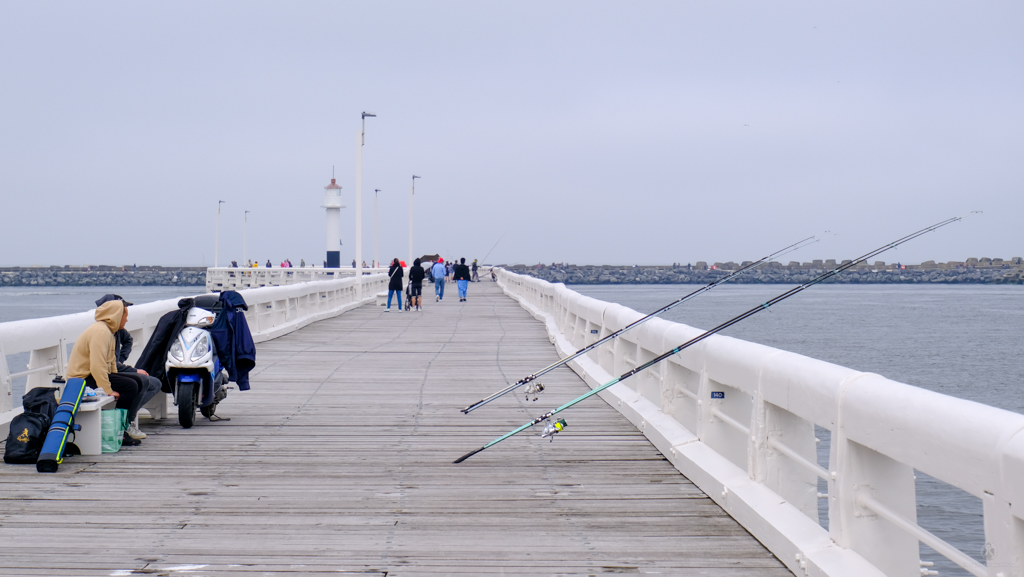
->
[362,111,376,119]
[412,175,421,180]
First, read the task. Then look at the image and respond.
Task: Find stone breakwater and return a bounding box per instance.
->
[0,266,206,286]
[506,260,1024,285]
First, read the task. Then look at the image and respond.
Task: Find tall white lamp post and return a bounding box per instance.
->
[409,175,420,268]
[356,111,376,282]
[214,200,225,268]
[373,189,381,269]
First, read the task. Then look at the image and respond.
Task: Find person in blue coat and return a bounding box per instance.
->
[431,259,447,302]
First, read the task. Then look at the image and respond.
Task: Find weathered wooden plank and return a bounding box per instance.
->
[0,282,790,575]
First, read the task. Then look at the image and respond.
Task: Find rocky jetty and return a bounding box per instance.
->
[0,265,206,287]
[505,257,1024,285]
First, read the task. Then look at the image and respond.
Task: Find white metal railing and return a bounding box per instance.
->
[496,268,1024,577]
[1,274,386,433]
[206,266,389,292]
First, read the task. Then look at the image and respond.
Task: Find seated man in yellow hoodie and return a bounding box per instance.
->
[66,299,145,446]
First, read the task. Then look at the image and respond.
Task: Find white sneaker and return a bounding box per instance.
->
[126,420,147,440]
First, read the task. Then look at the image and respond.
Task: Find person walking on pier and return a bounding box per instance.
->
[454,258,471,302]
[408,258,425,311]
[471,259,479,282]
[431,258,446,301]
[386,258,404,312]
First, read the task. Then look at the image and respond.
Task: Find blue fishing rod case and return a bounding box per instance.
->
[36,377,86,473]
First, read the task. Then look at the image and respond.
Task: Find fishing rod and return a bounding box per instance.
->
[454,214,974,463]
[460,233,824,414]
[481,231,507,264]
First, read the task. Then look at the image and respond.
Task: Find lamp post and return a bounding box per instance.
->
[409,175,420,268]
[214,200,225,268]
[243,210,250,265]
[356,111,376,283]
[373,189,381,269]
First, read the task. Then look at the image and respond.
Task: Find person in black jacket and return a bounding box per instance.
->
[386,258,404,312]
[453,258,472,302]
[408,258,425,311]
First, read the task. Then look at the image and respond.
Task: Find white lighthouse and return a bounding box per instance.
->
[323,178,345,268]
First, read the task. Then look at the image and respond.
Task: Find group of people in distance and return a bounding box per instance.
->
[385,257,477,312]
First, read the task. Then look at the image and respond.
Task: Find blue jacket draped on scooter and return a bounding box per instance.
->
[208,291,256,391]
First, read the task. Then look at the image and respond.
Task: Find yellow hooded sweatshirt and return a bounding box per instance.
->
[66,300,124,395]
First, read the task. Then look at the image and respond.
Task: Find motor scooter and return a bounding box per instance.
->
[165,295,229,428]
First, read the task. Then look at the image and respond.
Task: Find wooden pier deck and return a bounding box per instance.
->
[0,281,791,576]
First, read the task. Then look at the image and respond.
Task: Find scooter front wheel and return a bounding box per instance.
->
[178,381,196,428]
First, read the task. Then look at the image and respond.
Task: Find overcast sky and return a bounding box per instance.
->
[1,2,1021,267]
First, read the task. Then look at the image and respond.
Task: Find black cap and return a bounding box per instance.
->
[95,294,133,307]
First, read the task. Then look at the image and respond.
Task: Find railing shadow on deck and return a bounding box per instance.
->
[496,268,1024,577]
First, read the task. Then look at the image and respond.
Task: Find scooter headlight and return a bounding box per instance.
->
[169,339,185,361]
[190,335,210,361]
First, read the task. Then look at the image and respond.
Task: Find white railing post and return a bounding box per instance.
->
[0,342,11,412]
[753,395,820,521]
[25,345,61,392]
[830,430,920,575]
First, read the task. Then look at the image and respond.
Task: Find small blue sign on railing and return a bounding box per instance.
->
[590,329,599,334]
[710,391,725,399]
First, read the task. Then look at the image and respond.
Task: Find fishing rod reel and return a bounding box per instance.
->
[540,418,568,442]
[524,381,545,401]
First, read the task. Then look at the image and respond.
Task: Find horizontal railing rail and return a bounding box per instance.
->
[206,266,389,292]
[1,274,386,436]
[495,268,1024,577]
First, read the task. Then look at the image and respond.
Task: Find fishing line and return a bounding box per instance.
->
[460,231,826,414]
[454,213,977,463]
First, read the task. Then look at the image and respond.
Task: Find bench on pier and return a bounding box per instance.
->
[1,390,115,457]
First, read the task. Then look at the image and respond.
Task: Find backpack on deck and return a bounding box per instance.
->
[23,387,59,422]
[4,387,60,465]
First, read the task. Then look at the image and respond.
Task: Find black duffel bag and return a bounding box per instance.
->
[4,387,60,465]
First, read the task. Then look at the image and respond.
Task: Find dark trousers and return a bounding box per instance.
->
[86,372,149,422]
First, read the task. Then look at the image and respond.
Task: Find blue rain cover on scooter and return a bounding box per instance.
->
[36,378,86,473]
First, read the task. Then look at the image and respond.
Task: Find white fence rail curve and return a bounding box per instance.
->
[496,268,1024,577]
[1,274,387,438]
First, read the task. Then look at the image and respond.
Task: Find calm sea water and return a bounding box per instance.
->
[2,284,1020,573]
[572,283,1024,575]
